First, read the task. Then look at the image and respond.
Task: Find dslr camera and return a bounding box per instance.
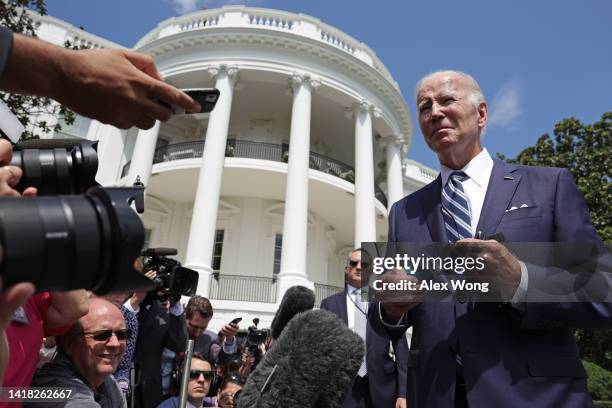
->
[141,247,199,300]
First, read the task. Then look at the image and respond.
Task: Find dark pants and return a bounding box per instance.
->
[343,376,373,408]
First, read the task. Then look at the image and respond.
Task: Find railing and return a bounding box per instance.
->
[133,6,395,85]
[314,283,343,307]
[121,139,388,207]
[209,274,277,303]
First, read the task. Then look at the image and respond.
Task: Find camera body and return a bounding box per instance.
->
[141,247,199,300]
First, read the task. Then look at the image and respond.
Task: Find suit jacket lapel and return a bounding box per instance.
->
[476,158,521,236]
[422,176,447,242]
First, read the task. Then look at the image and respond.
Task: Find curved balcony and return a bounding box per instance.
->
[122,139,388,207]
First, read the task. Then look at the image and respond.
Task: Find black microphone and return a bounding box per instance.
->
[270,285,315,339]
[14,138,88,150]
[141,247,178,257]
[238,309,364,408]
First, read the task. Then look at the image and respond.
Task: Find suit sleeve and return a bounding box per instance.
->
[0,26,13,78]
[164,311,188,353]
[394,334,409,398]
[514,168,612,329]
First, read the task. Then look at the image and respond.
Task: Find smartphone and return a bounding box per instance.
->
[230,317,242,325]
[163,88,220,115]
[184,88,220,114]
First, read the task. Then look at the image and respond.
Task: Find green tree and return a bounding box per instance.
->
[0,0,76,139]
[498,112,612,371]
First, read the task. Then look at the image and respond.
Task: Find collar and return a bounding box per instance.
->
[346,284,359,296]
[440,148,493,187]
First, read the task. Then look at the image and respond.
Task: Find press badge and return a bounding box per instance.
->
[11,306,30,325]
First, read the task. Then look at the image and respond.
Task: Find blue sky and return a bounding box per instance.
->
[46,0,612,170]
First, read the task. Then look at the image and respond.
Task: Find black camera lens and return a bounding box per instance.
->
[10,139,99,195]
[0,187,154,294]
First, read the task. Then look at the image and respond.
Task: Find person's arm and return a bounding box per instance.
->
[44,290,89,330]
[0,33,200,130]
[0,281,34,384]
[164,302,187,353]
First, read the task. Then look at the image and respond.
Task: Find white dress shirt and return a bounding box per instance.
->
[440,148,527,302]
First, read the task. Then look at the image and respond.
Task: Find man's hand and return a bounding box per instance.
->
[374,268,423,322]
[0,139,37,197]
[1,35,201,130]
[395,397,407,408]
[455,239,521,299]
[0,279,35,384]
[219,322,240,343]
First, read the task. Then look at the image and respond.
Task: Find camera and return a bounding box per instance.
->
[0,186,154,294]
[246,318,269,346]
[141,247,199,300]
[10,138,99,195]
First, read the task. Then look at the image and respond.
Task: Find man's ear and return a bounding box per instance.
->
[477,102,488,128]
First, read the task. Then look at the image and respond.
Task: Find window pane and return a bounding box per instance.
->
[273,233,282,274]
[212,229,224,271]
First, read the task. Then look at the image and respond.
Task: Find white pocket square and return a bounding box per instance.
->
[505,204,532,213]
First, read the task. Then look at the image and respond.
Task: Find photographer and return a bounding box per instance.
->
[0,137,90,408]
[132,271,187,408]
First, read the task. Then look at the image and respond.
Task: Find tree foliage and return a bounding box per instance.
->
[0,0,76,139]
[499,112,612,371]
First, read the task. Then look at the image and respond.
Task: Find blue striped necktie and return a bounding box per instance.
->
[441,171,472,243]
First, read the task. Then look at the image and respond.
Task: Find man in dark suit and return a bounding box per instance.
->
[321,248,408,408]
[133,293,187,408]
[374,70,611,408]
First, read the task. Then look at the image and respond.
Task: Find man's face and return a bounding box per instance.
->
[187,312,211,339]
[188,358,213,400]
[218,382,243,408]
[345,250,362,288]
[416,73,487,163]
[66,299,126,388]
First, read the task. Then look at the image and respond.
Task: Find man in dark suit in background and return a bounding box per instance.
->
[321,248,408,408]
[375,70,611,408]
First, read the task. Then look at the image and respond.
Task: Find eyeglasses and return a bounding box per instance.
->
[189,370,214,380]
[348,260,370,269]
[79,329,132,342]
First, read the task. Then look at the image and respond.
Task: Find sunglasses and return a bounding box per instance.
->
[79,329,132,342]
[189,370,214,380]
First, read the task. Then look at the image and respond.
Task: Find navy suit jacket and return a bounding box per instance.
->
[321,289,408,407]
[376,158,611,408]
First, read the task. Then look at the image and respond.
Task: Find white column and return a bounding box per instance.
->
[385,137,405,210]
[353,101,377,248]
[125,121,161,187]
[277,74,319,298]
[184,66,238,297]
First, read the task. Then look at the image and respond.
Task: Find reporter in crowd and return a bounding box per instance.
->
[157,353,216,408]
[186,296,240,363]
[27,297,128,408]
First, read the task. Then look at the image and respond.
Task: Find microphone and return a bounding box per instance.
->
[141,247,178,257]
[14,138,89,150]
[270,285,315,339]
[238,309,365,408]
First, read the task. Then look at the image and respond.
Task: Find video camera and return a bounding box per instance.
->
[246,318,269,346]
[141,247,199,300]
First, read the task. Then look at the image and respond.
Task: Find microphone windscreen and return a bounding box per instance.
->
[238,309,364,408]
[270,285,315,339]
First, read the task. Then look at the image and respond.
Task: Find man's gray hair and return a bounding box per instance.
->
[415,70,485,108]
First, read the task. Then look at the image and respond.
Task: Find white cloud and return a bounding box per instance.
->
[489,79,523,128]
[168,0,264,14]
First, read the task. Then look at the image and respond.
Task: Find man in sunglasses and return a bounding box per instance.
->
[28,297,128,407]
[157,353,216,408]
[320,248,409,408]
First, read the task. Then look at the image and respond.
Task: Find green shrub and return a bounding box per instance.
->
[584,360,612,401]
